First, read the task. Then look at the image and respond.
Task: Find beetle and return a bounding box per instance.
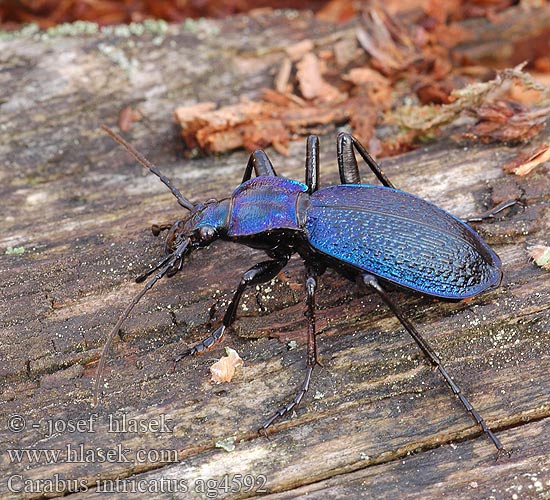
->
[95,126,511,456]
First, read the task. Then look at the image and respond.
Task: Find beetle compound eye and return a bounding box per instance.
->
[199,225,216,242]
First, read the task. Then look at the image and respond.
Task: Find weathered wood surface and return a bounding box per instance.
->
[1,8,549,500]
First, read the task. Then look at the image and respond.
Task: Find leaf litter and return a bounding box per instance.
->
[172,3,550,159]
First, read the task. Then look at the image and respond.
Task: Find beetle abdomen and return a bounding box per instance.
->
[306,185,502,299]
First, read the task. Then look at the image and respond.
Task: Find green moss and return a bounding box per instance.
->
[46,20,99,37]
[5,246,25,255]
[0,22,39,40]
[0,19,168,41]
[182,18,219,37]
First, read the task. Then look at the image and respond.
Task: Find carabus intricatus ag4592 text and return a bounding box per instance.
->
[95,126,510,457]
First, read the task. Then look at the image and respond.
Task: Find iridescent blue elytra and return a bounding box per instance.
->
[191,176,501,300]
[98,129,508,455]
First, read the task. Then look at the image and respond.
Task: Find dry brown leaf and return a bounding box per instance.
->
[502,144,550,175]
[210,348,243,384]
[285,40,315,62]
[534,56,550,73]
[262,88,306,108]
[356,4,417,75]
[296,52,347,104]
[507,77,550,105]
[173,101,217,126]
[240,120,290,152]
[343,67,390,87]
[316,0,357,23]
[464,101,549,143]
[281,105,350,131]
[396,66,550,134]
[175,100,282,152]
[377,129,419,157]
[333,37,359,68]
[343,70,393,109]
[429,22,473,50]
[348,107,377,147]
[118,106,141,133]
[275,58,292,93]
[195,127,246,153]
[416,81,454,105]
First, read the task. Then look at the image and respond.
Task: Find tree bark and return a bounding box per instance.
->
[0,7,549,500]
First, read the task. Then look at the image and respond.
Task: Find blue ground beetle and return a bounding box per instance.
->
[96,126,510,456]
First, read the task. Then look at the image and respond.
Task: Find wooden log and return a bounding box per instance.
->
[0,7,549,500]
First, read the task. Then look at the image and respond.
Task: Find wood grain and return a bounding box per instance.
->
[1,7,549,500]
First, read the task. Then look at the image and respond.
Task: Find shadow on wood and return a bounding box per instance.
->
[0,8,549,500]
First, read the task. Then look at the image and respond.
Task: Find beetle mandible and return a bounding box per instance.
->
[95,126,510,457]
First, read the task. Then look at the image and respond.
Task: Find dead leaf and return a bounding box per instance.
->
[281,105,349,131]
[356,4,417,75]
[296,52,347,103]
[429,22,473,50]
[333,37,359,68]
[348,108,377,147]
[240,119,290,152]
[262,88,306,108]
[275,58,292,93]
[396,66,550,135]
[502,144,550,175]
[118,106,141,132]
[377,129,419,157]
[285,39,315,62]
[343,67,390,87]
[343,68,393,109]
[416,81,454,105]
[464,101,548,143]
[535,56,550,73]
[210,347,243,384]
[316,0,357,23]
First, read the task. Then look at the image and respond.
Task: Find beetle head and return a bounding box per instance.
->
[161,197,230,259]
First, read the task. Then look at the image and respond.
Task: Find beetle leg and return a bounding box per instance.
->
[174,257,289,362]
[241,149,277,182]
[305,135,320,194]
[337,132,395,188]
[260,266,319,432]
[135,252,179,283]
[464,199,519,223]
[362,273,509,457]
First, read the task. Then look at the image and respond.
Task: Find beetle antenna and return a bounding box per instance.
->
[135,253,176,283]
[93,239,189,405]
[101,125,195,212]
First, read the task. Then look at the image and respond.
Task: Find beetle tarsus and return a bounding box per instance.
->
[495,446,512,461]
[465,199,519,223]
[174,325,225,362]
[261,267,319,431]
[362,272,505,453]
[173,258,289,364]
[261,365,314,431]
